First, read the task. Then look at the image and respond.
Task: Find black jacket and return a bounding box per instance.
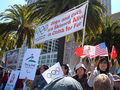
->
[72,74,92,90]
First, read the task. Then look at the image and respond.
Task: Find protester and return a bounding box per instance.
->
[44,77,83,90]
[26,65,49,90]
[15,77,23,90]
[87,56,114,89]
[33,65,49,90]
[113,74,120,90]
[0,66,3,81]
[72,63,92,90]
[0,66,3,79]
[93,74,112,90]
[0,66,3,89]
[1,71,9,90]
[61,64,69,76]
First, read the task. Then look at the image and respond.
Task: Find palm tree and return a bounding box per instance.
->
[0,32,16,57]
[0,4,41,48]
[85,16,120,63]
[27,0,49,22]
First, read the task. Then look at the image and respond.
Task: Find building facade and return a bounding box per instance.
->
[99,0,111,15]
[27,0,38,5]
[38,39,59,67]
[112,12,120,20]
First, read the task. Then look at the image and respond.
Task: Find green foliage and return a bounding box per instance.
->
[86,16,120,63]
[0,4,42,58]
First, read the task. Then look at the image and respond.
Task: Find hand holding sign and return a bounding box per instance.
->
[19,49,41,80]
[4,70,20,90]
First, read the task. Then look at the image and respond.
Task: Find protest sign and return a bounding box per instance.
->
[5,49,20,69]
[4,70,20,90]
[42,62,64,84]
[19,49,41,80]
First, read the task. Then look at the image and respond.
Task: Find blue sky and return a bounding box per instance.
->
[0,0,26,13]
[0,0,120,14]
[111,0,120,14]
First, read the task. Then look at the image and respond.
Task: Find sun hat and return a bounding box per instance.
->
[75,63,87,71]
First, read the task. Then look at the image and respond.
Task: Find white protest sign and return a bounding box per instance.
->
[4,70,20,90]
[42,62,64,84]
[5,49,20,69]
[19,49,41,80]
[34,2,88,44]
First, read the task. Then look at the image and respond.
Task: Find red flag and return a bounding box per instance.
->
[75,47,87,58]
[76,47,84,56]
[110,46,117,59]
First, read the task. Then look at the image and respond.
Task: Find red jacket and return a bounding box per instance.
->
[1,73,8,83]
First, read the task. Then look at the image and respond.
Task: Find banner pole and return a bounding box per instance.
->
[80,0,89,62]
[23,79,27,90]
[81,0,89,46]
[108,45,113,64]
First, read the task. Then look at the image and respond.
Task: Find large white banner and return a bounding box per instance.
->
[42,62,64,84]
[4,70,20,90]
[34,2,88,44]
[19,49,41,80]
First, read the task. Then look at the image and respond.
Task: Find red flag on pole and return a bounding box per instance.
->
[110,46,117,59]
[75,47,87,58]
[76,47,84,56]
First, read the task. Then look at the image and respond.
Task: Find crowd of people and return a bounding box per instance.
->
[0,56,120,90]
